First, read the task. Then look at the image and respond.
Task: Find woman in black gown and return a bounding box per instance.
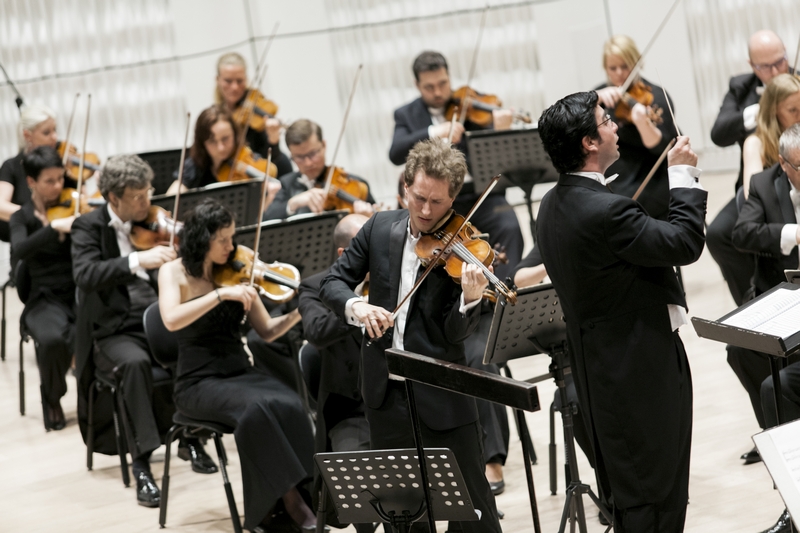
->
[158,199,315,532]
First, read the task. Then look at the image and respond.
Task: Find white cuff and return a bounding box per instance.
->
[428,125,437,139]
[285,200,297,217]
[458,293,481,314]
[743,103,759,132]
[668,165,704,191]
[128,252,142,274]
[780,224,799,255]
[344,297,362,326]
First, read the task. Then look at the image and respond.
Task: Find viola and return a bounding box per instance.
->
[415,212,517,304]
[613,80,664,125]
[323,166,369,213]
[231,88,279,134]
[56,141,101,181]
[213,244,300,304]
[130,206,183,250]
[216,146,278,182]
[46,188,104,222]
[445,86,531,127]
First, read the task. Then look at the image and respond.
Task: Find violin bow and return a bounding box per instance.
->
[456,6,489,127]
[249,148,273,288]
[656,69,681,136]
[251,21,280,88]
[170,111,191,249]
[446,111,459,144]
[322,64,363,196]
[61,93,80,168]
[74,94,91,217]
[618,0,683,96]
[388,174,502,322]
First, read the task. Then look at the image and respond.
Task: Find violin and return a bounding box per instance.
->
[445,86,531,127]
[216,145,278,182]
[612,80,664,125]
[323,166,369,213]
[56,141,101,181]
[415,212,517,304]
[213,244,300,304]
[46,188,104,222]
[231,89,279,133]
[130,206,183,250]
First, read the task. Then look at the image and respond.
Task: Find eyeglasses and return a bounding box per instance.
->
[598,113,613,128]
[126,187,155,202]
[291,147,323,163]
[752,55,787,72]
[782,155,800,172]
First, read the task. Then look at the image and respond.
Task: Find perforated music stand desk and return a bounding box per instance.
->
[137,148,182,195]
[235,210,347,278]
[150,179,262,229]
[315,448,475,532]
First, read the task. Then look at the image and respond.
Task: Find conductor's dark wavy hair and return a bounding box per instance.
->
[179,199,234,278]
[537,91,601,174]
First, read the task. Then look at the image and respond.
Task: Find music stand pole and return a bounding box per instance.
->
[405,380,437,533]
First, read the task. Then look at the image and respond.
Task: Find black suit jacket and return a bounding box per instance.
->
[71,206,159,449]
[264,169,375,220]
[732,163,799,295]
[537,174,706,507]
[319,209,481,431]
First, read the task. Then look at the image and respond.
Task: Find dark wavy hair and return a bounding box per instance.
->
[179,199,234,278]
[538,91,600,174]
[22,145,63,179]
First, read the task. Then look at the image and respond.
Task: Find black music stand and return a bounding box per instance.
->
[235,211,347,278]
[466,128,559,239]
[137,148,182,195]
[692,281,800,428]
[315,448,476,533]
[484,284,613,533]
[150,179,263,229]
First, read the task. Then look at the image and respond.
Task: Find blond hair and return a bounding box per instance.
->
[213,52,248,106]
[603,35,641,76]
[756,73,800,166]
[18,103,56,150]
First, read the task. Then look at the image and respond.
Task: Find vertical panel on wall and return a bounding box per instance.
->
[0,0,185,162]
[321,0,545,202]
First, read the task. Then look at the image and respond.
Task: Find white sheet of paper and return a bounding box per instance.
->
[722,288,800,338]
[753,420,800,521]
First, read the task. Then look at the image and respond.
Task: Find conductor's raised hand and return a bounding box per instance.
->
[668,136,698,168]
[461,262,490,305]
[218,284,259,312]
[352,301,394,339]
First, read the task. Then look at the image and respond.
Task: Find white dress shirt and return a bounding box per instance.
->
[107,204,149,281]
[779,180,800,260]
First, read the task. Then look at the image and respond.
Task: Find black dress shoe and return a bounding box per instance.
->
[178,441,218,474]
[489,479,505,496]
[43,402,66,431]
[136,470,161,508]
[598,511,611,526]
[759,510,794,533]
[741,447,762,465]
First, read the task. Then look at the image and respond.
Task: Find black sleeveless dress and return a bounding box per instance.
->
[173,300,314,530]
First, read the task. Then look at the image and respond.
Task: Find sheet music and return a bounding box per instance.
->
[721,288,800,338]
[753,420,800,520]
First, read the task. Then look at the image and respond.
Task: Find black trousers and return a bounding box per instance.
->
[366,382,502,533]
[453,192,523,282]
[24,301,75,406]
[706,197,754,307]
[761,361,800,428]
[94,333,174,459]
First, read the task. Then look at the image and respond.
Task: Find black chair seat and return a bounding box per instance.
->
[172,412,234,435]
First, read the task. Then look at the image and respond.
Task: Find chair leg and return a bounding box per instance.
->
[110,384,130,487]
[87,381,97,471]
[1,280,7,363]
[18,336,24,416]
[549,401,557,495]
[160,424,184,529]
[214,434,242,533]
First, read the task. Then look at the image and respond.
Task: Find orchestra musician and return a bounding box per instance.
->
[214,51,293,177]
[319,139,502,533]
[594,35,678,221]
[263,119,376,220]
[708,30,791,308]
[389,51,523,281]
[71,154,217,509]
[157,199,315,533]
[9,146,75,431]
[535,91,706,533]
[0,104,60,242]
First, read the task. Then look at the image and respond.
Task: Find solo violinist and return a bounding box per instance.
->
[389,51,523,281]
[214,52,293,177]
[595,35,678,221]
[319,139,502,533]
[263,119,377,220]
[9,146,75,431]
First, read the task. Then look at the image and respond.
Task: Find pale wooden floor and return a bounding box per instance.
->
[0,170,787,532]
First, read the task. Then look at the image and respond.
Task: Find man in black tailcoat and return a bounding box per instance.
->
[535,91,706,533]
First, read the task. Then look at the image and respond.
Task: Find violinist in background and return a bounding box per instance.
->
[9,146,75,431]
[389,50,523,282]
[0,103,60,242]
[263,119,377,220]
[595,35,677,221]
[214,52,292,177]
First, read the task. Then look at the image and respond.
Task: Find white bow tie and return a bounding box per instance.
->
[109,218,132,233]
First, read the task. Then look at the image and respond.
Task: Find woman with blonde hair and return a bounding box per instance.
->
[741,72,800,197]
[594,34,678,221]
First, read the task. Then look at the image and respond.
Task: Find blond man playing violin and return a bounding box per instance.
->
[320,139,502,533]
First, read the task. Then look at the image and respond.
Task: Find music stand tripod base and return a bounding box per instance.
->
[315,448,476,533]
